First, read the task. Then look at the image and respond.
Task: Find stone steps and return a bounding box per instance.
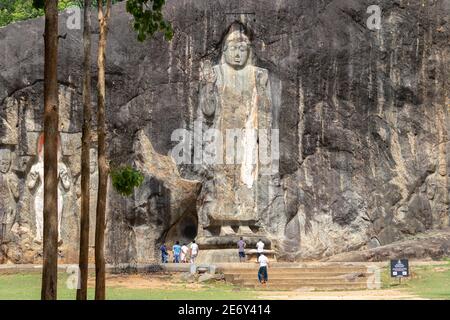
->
[238,282,374,291]
[222,264,376,291]
[243,250,277,261]
[222,267,369,274]
[195,249,277,263]
[225,271,368,276]
[215,261,386,268]
[225,273,370,281]
[233,277,370,285]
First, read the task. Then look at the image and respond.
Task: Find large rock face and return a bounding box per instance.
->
[0,0,449,263]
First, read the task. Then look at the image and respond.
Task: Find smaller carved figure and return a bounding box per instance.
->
[0,148,19,242]
[28,135,71,243]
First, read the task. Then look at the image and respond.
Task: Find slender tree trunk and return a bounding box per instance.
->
[77,0,92,301]
[41,0,59,301]
[95,0,111,300]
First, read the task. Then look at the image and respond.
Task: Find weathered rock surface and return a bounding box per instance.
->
[0,0,449,263]
[106,130,200,263]
[323,229,450,262]
[198,273,221,283]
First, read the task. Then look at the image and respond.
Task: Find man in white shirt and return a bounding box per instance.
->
[256,239,265,261]
[257,253,269,284]
[190,240,199,263]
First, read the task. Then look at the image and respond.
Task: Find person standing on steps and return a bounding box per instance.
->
[237,237,246,262]
[257,252,269,285]
[173,241,181,263]
[256,239,265,261]
[190,240,199,263]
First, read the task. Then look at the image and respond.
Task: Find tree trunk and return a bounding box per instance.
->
[41,0,59,301]
[77,0,92,301]
[95,0,111,300]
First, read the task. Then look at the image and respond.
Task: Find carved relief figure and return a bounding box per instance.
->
[0,148,19,242]
[28,135,71,243]
[198,22,275,237]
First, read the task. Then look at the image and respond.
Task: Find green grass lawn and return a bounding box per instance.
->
[0,273,258,300]
[2,263,449,300]
[381,261,450,300]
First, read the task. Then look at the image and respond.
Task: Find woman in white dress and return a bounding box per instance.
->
[180,243,189,263]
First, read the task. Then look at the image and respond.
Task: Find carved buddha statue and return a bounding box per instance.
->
[197,22,274,238]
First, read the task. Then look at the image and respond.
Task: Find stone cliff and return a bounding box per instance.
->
[0,0,449,263]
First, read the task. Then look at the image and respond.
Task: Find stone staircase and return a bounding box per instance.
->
[244,249,277,262]
[220,263,379,291]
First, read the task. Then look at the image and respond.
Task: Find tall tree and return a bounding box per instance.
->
[94,0,111,300]
[76,0,92,301]
[41,0,59,300]
[92,0,172,300]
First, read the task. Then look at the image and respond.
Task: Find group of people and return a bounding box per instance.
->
[237,237,269,285]
[160,237,268,285]
[160,240,199,264]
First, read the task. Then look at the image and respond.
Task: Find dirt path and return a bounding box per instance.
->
[90,274,424,300]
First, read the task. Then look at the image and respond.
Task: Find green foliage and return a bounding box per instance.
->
[110,165,144,197]
[0,0,85,27]
[1,0,41,27]
[126,0,173,42]
[0,0,125,27]
[1,0,173,41]
[32,0,44,10]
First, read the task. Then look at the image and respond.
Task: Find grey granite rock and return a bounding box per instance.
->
[0,0,449,263]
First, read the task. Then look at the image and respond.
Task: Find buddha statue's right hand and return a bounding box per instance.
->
[200,60,216,84]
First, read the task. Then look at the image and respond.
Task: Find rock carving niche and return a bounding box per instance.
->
[27,134,71,243]
[197,22,277,239]
[0,147,19,243]
[165,213,198,246]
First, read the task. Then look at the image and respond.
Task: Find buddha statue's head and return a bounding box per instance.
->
[0,148,12,174]
[222,23,252,69]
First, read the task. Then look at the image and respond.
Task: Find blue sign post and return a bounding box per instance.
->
[390,259,409,284]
